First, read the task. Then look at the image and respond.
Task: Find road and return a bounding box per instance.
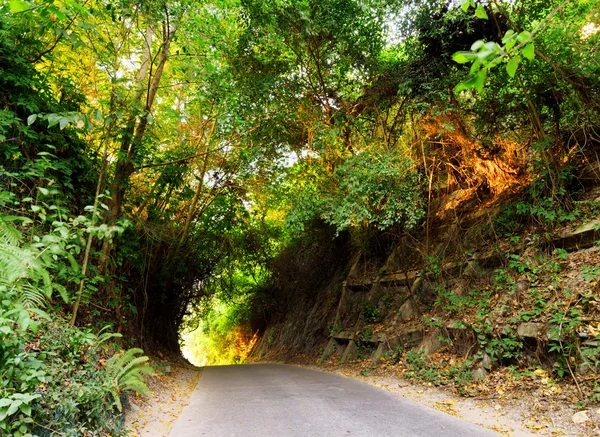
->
[168,363,499,437]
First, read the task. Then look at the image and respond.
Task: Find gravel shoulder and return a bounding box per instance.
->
[124,358,202,437]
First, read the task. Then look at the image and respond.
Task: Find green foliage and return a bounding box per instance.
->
[1,0,600,426]
[105,348,153,412]
[434,287,486,316]
[328,319,343,338]
[0,216,147,436]
[325,151,425,231]
[361,302,382,324]
[286,149,425,234]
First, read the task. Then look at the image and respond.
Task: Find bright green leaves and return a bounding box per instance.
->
[455,69,487,93]
[506,56,521,78]
[461,0,488,20]
[286,149,425,233]
[453,27,536,92]
[475,5,488,20]
[501,29,534,78]
[8,1,30,13]
[522,43,535,60]
[461,0,475,12]
[27,112,88,130]
[0,394,40,423]
[452,51,476,64]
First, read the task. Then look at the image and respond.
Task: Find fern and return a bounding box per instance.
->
[0,218,62,310]
[105,348,154,412]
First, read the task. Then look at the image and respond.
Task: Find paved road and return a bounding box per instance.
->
[168,364,499,437]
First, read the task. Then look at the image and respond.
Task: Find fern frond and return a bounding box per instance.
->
[19,283,48,308]
[105,347,153,411]
[0,218,22,246]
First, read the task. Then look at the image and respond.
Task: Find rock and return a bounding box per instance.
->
[398,300,418,322]
[130,402,141,412]
[553,219,600,251]
[481,353,492,370]
[340,340,358,364]
[319,338,337,364]
[517,277,529,292]
[572,410,589,424]
[472,367,488,381]
[463,260,484,279]
[371,342,386,364]
[419,329,445,355]
[517,322,544,338]
[388,330,424,349]
[333,331,355,342]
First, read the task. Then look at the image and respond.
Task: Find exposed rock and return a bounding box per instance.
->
[319,338,337,364]
[398,300,418,322]
[463,260,485,279]
[419,329,445,355]
[340,340,358,363]
[379,270,420,287]
[481,353,492,370]
[388,330,424,350]
[334,331,355,342]
[552,219,600,252]
[371,342,386,364]
[572,410,589,424]
[517,322,544,338]
[472,367,489,381]
[516,277,529,292]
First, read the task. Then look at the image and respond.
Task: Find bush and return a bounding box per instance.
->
[0,220,152,436]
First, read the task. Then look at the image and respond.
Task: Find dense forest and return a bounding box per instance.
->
[1,0,599,434]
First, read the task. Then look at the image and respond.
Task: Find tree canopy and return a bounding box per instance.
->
[1,0,599,431]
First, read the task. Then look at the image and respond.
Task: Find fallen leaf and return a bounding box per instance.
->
[572,411,589,424]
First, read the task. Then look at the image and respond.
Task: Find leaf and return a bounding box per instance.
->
[469,59,482,75]
[27,114,37,125]
[59,117,69,130]
[517,30,533,43]
[470,40,484,51]
[461,0,474,12]
[46,113,60,128]
[7,400,21,417]
[476,49,493,60]
[475,5,488,20]
[20,404,31,416]
[452,51,475,64]
[455,69,487,93]
[505,38,517,52]
[521,43,535,60]
[9,1,30,13]
[506,56,521,78]
[502,30,515,43]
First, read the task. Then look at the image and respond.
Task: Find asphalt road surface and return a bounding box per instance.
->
[168,363,499,437]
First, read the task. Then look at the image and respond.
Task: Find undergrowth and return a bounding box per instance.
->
[386,240,600,403]
[0,218,152,436]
